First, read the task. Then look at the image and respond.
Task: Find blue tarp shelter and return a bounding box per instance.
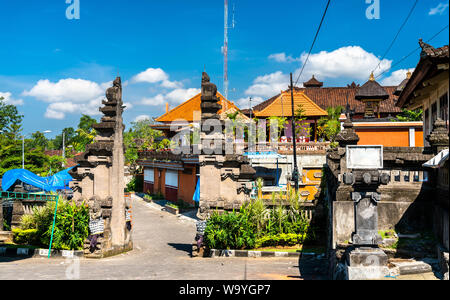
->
[1,168,74,192]
[193,178,200,203]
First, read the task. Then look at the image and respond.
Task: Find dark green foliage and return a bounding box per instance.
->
[14,199,89,250]
[204,193,313,250]
[255,233,307,249]
[12,229,39,245]
[394,109,423,122]
[126,175,143,192]
[204,206,257,250]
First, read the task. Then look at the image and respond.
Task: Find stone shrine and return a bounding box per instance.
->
[197,73,255,220]
[69,77,132,258]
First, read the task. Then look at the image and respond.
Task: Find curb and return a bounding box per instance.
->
[209,249,325,259]
[0,247,84,259]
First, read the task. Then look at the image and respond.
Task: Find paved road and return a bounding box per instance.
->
[0,197,328,280]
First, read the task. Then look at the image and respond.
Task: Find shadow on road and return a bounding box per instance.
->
[168,243,192,256]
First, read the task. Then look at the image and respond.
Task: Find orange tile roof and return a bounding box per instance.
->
[156,92,239,123]
[254,90,328,118]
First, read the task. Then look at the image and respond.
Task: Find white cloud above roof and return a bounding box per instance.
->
[0,91,24,106]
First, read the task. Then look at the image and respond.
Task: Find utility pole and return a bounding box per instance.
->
[22,136,25,169]
[290,73,299,192]
[249,97,253,119]
[224,0,229,111]
[62,130,66,168]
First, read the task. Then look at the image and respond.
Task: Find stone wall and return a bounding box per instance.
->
[326,116,440,249]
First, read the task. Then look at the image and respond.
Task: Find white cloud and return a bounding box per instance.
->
[23,78,104,103]
[296,46,392,81]
[123,102,133,110]
[134,115,151,122]
[132,67,181,89]
[380,68,415,86]
[268,53,299,63]
[44,97,104,120]
[0,92,24,106]
[132,68,169,83]
[165,88,200,104]
[161,80,182,89]
[245,71,289,98]
[235,96,264,110]
[429,1,449,15]
[141,94,166,106]
[140,88,200,108]
[22,78,109,119]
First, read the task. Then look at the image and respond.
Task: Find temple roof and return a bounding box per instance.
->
[156,92,238,123]
[303,75,323,88]
[397,40,449,109]
[253,90,328,118]
[394,71,412,96]
[251,86,400,116]
[355,74,390,100]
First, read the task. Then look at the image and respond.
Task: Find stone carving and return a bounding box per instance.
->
[197,73,256,220]
[427,118,449,153]
[69,77,132,258]
[336,114,360,147]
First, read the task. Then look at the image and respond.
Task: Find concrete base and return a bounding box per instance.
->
[345,248,390,280]
[346,266,390,280]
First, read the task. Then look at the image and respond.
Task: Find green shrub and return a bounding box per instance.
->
[255,233,307,249]
[126,175,143,192]
[12,228,39,245]
[204,207,256,250]
[14,199,89,250]
[204,192,313,250]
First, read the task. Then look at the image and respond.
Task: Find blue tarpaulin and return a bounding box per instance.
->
[1,168,74,192]
[193,178,200,203]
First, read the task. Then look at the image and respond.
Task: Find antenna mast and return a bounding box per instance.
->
[224,0,229,113]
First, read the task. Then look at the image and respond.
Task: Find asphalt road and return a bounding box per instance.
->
[0,197,328,280]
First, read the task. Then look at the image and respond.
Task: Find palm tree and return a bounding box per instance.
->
[317,106,345,143]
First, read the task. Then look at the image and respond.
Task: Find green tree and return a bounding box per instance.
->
[124,119,163,175]
[30,131,49,150]
[295,104,312,138]
[317,106,344,143]
[0,96,23,140]
[394,109,423,122]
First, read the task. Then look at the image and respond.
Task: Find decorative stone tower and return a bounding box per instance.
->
[355,73,390,119]
[197,73,255,219]
[70,77,132,258]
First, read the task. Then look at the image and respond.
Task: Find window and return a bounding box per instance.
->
[144,168,154,183]
[165,170,179,188]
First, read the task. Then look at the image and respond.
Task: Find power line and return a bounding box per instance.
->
[375,24,449,80]
[372,0,418,75]
[294,0,332,87]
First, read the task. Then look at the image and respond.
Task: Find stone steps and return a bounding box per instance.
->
[390,259,435,276]
[0,231,13,244]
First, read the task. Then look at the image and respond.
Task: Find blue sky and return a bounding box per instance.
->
[0,0,448,138]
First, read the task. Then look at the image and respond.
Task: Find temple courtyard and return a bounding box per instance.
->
[0,195,440,280]
[0,196,330,280]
